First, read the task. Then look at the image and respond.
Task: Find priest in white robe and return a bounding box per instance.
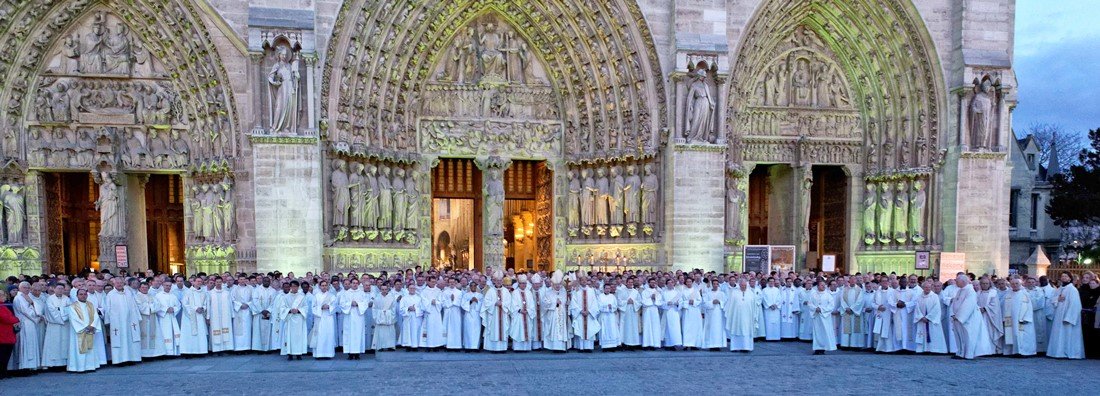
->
[441,278,465,350]
[399,283,425,350]
[838,279,864,348]
[571,277,601,350]
[278,281,309,359]
[913,280,947,354]
[207,278,235,353]
[250,278,276,351]
[510,275,538,351]
[808,281,837,354]
[180,279,210,355]
[760,279,782,341]
[461,283,483,350]
[42,284,71,368]
[270,283,289,353]
[133,283,164,358]
[529,275,545,350]
[230,277,253,352]
[66,289,101,373]
[372,283,398,351]
[875,280,904,352]
[940,278,959,353]
[541,274,570,352]
[702,279,727,350]
[481,278,511,352]
[861,282,878,350]
[640,278,664,349]
[154,282,181,356]
[1047,272,1084,359]
[618,278,642,348]
[1024,277,1049,354]
[104,278,141,364]
[975,278,1003,355]
[420,279,446,349]
[13,282,43,370]
[597,283,622,350]
[679,278,704,349]
[339,278,370,359]
[311,281,337,359]
[950,276,982,359]
[1002,278,1036,356]
[779,282,800,339]
[726,279,757,352]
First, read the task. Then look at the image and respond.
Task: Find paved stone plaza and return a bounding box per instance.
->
[4,342,1097,395]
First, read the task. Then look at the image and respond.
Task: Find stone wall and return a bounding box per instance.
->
[251,139,324,274]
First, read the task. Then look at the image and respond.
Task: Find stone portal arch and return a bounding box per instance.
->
[0,1,239,275]
[725,0,948,272]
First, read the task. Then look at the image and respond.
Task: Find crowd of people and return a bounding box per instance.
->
[0,266,1096,377]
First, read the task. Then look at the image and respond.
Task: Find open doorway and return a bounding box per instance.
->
[43,172,100,274]
[503,160,553,273]
[145,174,185,274]
[431,159,481,271]
[747,164,795,246]
[808,166,848,272]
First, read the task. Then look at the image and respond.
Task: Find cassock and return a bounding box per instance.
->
[180,287,210,355]
[460,290,483,350]
[66,300,102,373]
[541,288,570,351]
[976,289,1002,355]
[861,288,877,349]
[780,287,800,339]
[87,292,108,365]
[153,291,181,356]
[311,291,337,358]
[231,285,253,351]
[278,291,309,356]
[808,289,837,351]
[207,287,235,352]
[419,287,445,348]
[760,286,782,341]
[950,284,982,359]
[679,287,704,348]
[250,286,276,351]
[1002,289,1036,356]
[726,288,757,351]
[640,287,663,348]
[891,287,916,351]
[510,287,538,351]
[442,287,464,350]
[480,287,511,351]
[597,292,621,349]
[659,287,683,347]
[1047,284,1084,359]
[339,287,370,354]
[702,288,727,349]
[399,293,424,348]
[940,284,959,353]
[571,287,601,350]
[134,291,164,357]
[104,289,142,364]
[798,287,814,341]
[1026,286,1049,353]
[913,291,947,354]
[838,286,864,348]
[13,292,44,369]
[875,288,903,352]
[372,292,398,350]
[42,294,71,367]
[270,292,286,352]
[618,287,642,347]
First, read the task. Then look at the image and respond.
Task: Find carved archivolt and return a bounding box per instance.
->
[0,3,238,166]
[728,1,945,173]
[322,0,666,162]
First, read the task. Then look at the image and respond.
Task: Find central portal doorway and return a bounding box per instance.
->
[431,159,482,271]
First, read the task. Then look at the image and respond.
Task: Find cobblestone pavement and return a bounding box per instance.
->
[4,342,1097,395]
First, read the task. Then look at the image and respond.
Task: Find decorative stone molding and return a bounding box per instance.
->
[563,243,660,271]
[323,247,421,274]
[248,135,319,145]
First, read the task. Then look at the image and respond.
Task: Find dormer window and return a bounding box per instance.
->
[1026,153,1035,169]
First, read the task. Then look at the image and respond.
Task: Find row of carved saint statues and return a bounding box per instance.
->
[330,158,421,244]
[566,162,660,239]
[189,177,235,244]
[0,182,26,245]
[862,176,928,246]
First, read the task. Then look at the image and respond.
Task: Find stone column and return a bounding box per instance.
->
[796,165,813,271]
[476,156,511,275]
[304,54,318,134]
[124,174,150,272]
[665,143,726,273]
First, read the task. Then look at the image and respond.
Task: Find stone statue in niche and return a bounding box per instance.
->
[484,168,505,237]
[1,183,25,245]
[406,169,421,238]
[609,165,625,237]
[348,162,364,232]
[892,180,909,244]
[624,165,641,236]
[909,179,927,244]
[876,182,893,245]
[725,176,746,243]
[190,185,202,240]
[684,68,715,143]
[377,166,394,237]
[392,168,407,233]
[641,164,659,234]
[968,78,995,151]
[862,183,878,246]
[594,166,610,235]
[218,177,234,241]
[202,184,221,242]
[268,42,300,134]
[95,171,124,238]
[330,159,351,230]
[364,164,380,233]
[567,170,581,236]
[799,170,813,253]
[580,168,595,235]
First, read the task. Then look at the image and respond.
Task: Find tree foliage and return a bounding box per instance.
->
[1047,127,1100,227]
[1016,122,1088,167]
